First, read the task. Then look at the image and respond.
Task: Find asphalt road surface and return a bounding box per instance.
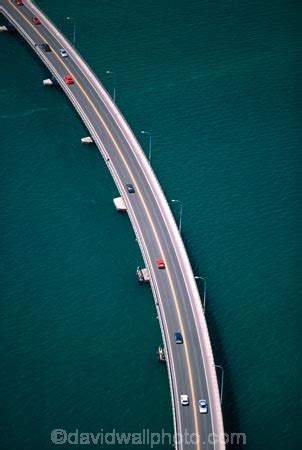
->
[0,2,225,449]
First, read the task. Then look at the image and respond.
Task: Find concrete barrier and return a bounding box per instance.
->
[2,2,225,447]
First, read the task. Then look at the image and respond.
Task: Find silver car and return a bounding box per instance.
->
[59,48,68,58]
[198,399,208,414]
[181,394,189,406]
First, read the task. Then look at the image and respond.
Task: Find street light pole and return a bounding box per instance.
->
[214,364,224,405]
[194,276,207,311]
[106,70,116,103]
[171,199,183,234]
[66,17,76,45]
[141,130,152,162]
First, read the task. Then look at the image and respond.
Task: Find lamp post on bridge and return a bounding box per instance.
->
[171,199,183,234]
[214,364,224,405]
[106,70,116,103]
[194,275,207,311]
[141,130,152,162]
[66,16,76,45]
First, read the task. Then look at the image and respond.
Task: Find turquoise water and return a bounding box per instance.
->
[0,0,301,449]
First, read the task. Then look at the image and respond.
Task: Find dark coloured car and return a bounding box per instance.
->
[174,332,183,344]
[126,183,135,193]
[15,0,23,6]
[40,43,51,52]
[32,16,41,25]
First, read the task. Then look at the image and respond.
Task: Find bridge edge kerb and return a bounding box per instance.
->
[9,2,225,447]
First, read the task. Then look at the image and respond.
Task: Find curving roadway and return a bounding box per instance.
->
[0,1,225,449]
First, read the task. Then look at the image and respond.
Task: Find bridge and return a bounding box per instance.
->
[0,1,225,448]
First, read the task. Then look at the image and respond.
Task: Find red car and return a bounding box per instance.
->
[63,74,74,85]
[32,16,41,25]
[15,0,23,5]
[156,258,166,269]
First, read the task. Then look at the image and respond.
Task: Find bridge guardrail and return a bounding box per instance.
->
[6,2,225,447]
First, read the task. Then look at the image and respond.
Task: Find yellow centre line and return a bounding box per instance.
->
[11,2,202,447]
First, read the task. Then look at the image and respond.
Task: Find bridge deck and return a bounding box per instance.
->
[0,1,225,449]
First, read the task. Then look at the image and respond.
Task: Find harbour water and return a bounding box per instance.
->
[0,0,301,448]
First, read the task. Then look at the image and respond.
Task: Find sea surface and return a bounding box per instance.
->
[0,0,301,449]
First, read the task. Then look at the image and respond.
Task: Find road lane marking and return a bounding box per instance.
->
[7,2,204,447]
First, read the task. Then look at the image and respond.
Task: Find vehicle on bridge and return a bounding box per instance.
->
[59,48,68,58]
[156,258,165,269]
[40,43,51,52]
[174,332,183,344]
[126,183,135,193]
[32,16,40,25]
[63,74,74,85]
[15,0,23,6]
[198,399,208,414]
[180,394,189,406]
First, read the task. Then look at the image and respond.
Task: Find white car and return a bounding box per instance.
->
[198,399,208,414]
[180,394,189,406]
[59,48,68,58]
